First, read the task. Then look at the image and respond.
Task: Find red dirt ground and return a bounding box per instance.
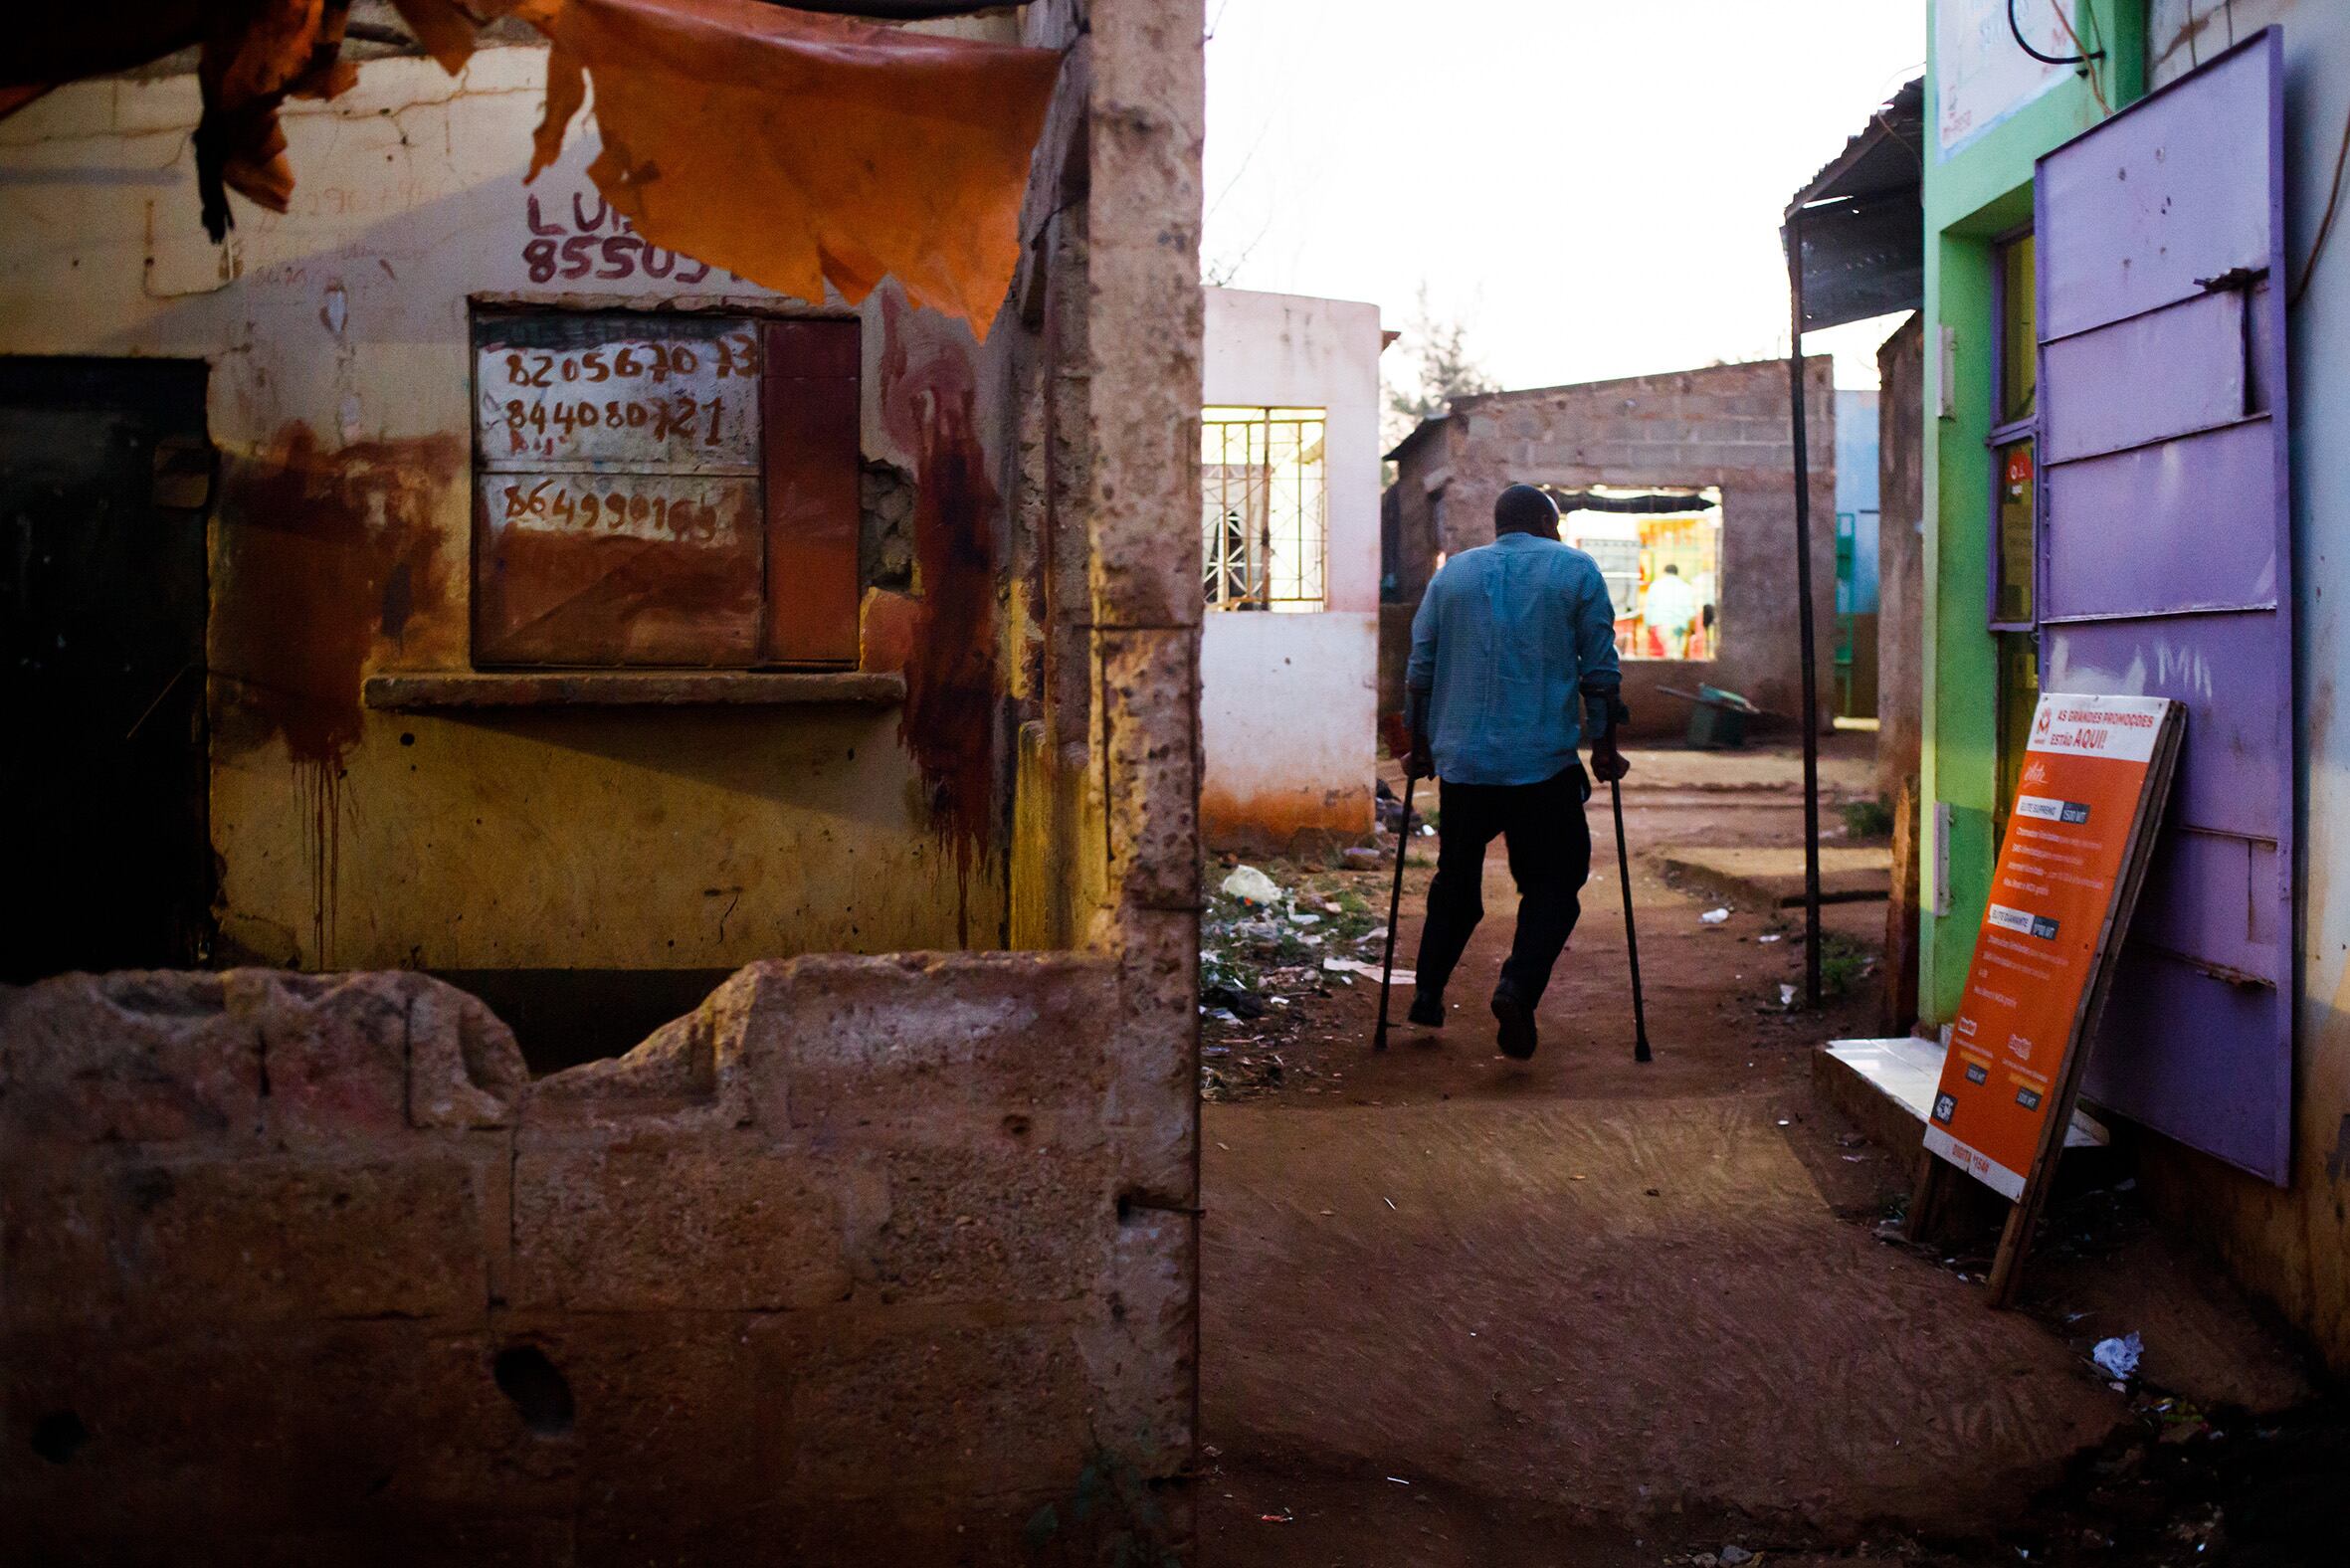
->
[1198,743,2323,1567]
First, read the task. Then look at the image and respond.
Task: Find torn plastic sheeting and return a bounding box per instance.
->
[7,1,1063,341]
[6,0,362,239]
[527,0,1062,337]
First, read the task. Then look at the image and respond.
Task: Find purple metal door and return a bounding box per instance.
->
[2035,30,2292,1183]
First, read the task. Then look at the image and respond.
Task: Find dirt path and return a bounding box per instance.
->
[1197,747,2316,1566]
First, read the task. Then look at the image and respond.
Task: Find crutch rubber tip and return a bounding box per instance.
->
[1634,1039,1653,1064]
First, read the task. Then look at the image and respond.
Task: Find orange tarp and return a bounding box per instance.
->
[528,0,1059,335]
[5,1,1063,336]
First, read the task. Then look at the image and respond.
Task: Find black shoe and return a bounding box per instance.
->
[1491,982,1537,1060]
[1407,991,1445,1028]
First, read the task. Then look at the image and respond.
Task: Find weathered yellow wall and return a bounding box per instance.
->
[213,706,993,969]
[1010,719,1109,953]
[0,48,1010,970]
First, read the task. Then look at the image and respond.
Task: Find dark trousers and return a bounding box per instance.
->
[1413,766,1592,1007]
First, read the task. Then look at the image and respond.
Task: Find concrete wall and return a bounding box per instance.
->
[0,46,1011,977]
[1198,288,1381,848]
[2127,0,2350,1375]
[0,959,1189,1562]
[0,0,1211,1555]
[1876,314,1926,801]
[1199,610,1377,850]
[1385,358,1838,739]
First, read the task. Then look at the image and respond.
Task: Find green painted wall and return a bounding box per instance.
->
[1918,1,2148,1020]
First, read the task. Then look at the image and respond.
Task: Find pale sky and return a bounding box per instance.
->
[1203,0,1927,402]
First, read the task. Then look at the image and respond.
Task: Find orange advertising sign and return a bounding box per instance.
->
[1924,693,2181,1200]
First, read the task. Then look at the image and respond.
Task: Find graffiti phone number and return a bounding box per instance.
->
[523,234,717,287]
[497,395,732,450]
[496,479,734,542]
[497,335,758,388]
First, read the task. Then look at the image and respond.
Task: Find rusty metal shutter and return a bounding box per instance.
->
[761,318,862,666]
[472,311,862,669]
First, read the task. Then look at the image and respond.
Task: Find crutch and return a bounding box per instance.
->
[1372,768,1419,1053]
[1607,771,1654,1064]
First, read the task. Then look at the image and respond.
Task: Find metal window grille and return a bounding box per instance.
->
[1201,406,1326,609]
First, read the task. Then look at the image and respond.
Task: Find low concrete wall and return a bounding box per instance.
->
[1,961,1192,1563]
[1201,611,1376,850]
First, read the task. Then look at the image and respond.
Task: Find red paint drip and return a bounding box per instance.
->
[878,295,1002,935]
[214,423,459,963]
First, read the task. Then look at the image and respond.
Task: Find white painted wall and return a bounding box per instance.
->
[1199,286,1383,846]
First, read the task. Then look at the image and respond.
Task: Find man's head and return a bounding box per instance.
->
[1493,485,1559,538]
[1663,564,1680,576]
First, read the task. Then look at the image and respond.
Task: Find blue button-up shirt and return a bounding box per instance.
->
[1407,531,1623,786]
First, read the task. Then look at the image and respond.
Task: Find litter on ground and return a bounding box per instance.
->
[1221,865,1282,906]
[1324,956,1412,985]
[2092,1332,2144,1380]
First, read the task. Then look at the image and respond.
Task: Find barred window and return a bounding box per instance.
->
[1201,406,1326,610]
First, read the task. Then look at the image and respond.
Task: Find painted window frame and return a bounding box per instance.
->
[1200,405,1330,612]
[1985,222,2041,635]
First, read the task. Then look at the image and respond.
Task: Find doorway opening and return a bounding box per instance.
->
[1,358,214,982]
[1552,485,1723,660]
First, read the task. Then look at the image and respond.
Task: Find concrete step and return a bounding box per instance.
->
[1657,843,1892,907]
[1815,1034,2109,1164]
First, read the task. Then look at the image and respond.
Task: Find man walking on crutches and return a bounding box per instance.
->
[1400,484,1628,1060]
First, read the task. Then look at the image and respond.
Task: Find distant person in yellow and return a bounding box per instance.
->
[1642,563,1698,658]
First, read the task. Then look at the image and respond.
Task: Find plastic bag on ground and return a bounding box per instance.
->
[1221,865,1282,906]
[2092,1332,2143,1380]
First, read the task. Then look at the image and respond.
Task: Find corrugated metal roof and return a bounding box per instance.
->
[1785,77,1924,331]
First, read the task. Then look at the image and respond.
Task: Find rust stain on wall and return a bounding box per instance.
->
[1199,785,1374,857]
[213,423,460,961]
[878,295,1001,934]
[473,506,766,666]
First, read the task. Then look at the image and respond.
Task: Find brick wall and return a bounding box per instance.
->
[1384,359,1837,738]
[2,961,1190,1563]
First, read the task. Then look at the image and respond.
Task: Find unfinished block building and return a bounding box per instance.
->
[0,1,1205,1560]
[1384,358,1836,740]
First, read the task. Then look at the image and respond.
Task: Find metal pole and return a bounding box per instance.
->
[1785,206,1825,1007]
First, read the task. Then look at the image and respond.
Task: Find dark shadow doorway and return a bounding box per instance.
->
[2,358,214,981]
